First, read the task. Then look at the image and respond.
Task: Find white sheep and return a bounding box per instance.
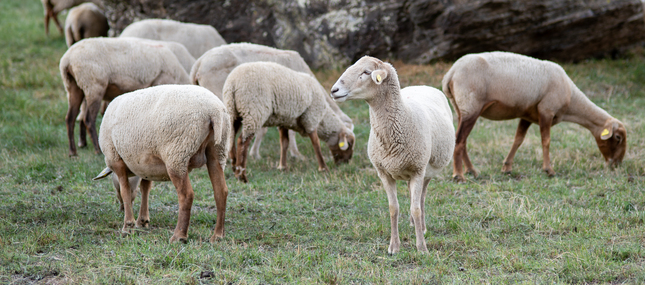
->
[60,37,190,156]
[119,19,226,58]
[442,51,627,182]
[41,0,86,35]
[191,42,354,161]
[93,84,231,243]
[223,61,355,183]
[64,2,108,47]
[331,56,455,254]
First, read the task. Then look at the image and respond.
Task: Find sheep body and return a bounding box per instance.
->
[224,61,354,182]
[97,84,230,243]
[331,56,455,254]
[442,51,627,182]
[191,42,354,160]
[41,0,86,35]
[60,37,190,156]
[120,19,226,58]
[64,2,108,47]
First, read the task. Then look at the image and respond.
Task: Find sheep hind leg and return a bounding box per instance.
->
[168,169,194,243]
[249,127,268,160]
[51,11,63,34]
[307,130,328,172]
[287,130,306,161]
[234,133,254,183]
[409,175,429,253]
[111,160,135,236]
[83,97,103,155]
[502,119,531,174]
[452,115,479,182]
[229,119,242,166]
[136,179,151,229]
[277,127,290,170]
[538,113,556,177]
[377,169,400,254]
[205,146,228,242]
[410,178,430,235]
[65,79,84,157]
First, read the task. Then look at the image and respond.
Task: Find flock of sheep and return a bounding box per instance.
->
[45,0,628,254]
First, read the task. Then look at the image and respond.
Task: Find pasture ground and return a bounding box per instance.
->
[1,0,644,284]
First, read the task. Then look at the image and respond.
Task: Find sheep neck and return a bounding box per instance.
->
[562,85,612,132]
[365,80,411,145]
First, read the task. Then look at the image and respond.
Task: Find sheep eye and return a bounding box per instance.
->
[363,71,371,75]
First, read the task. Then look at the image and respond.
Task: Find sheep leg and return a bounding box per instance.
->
[409,175,429,253]
[277,127,290,170]
[136,179,152,228]
[410,178,430,235]
[206,147,228,242]
[65,80,84,157]
[234,134,254,183]
[307,130,328,172]
[249,127,268,160]
[229,119,242,166]
[84,98,103,155]
[168,170,194,243]
[51,11,63,34]
[452,115,479,182]
[78,119,88,148]
[288,130,306,160]
[502,119,532,173]
[112,174,141,212]
[377,169,400,254]
[538,113,556,177]
[112,160,135,235]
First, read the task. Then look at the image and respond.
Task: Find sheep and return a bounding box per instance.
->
[92,84,231,243]
[41,0,86,35]
[190,42,354,161]
[223,61,355,183]
[442,51,627,182]
[119,19,226,58]
[330,56,455,254]
[64,2,108,47]
[60,37,190,156]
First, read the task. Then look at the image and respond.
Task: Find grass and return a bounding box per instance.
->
[1,0,644,284]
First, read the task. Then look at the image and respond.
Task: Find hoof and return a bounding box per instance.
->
[169,235,188,244]
[209,234,224,243]
[452,175,466,183]
[277,165,287,171]
[318,167,329,172]
[544,168,556,177]
[136,219,150,228]
[466,169,479,178]
[78,142,87,148]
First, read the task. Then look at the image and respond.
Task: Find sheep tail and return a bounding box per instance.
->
[210,108,226,147]
[92,167,112,180]
[222,83,238,154]
[189,59,201,85]
[441,68,461,119]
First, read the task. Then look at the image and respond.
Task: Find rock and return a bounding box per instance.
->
[100,0,645,69]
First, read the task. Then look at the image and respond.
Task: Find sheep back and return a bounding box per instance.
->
[99,85,230,180]
[64,2,108,47]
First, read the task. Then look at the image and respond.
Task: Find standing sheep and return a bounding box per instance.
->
[41,0,86,35]
[119,19,226,58]
[93,85,231,243]
[442,51,627,182]
[331,56,455,254]
[191,42,354,161]
[64,2,108,47]
[60,37,190,156]
[224,62,355,183]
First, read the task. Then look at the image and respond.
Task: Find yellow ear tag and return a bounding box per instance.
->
[376,74,382,82]
[339,142,345,148]
[601,129,609,136]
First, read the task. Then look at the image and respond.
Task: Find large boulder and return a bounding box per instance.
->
[101,0,645,69]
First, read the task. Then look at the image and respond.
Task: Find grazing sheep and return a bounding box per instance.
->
[223,61,355,183]
[93,84,231,243]
[120,19,226,58]
[41,0,86,35]
[60,37,190,156]
[331,56,455,254]
[442,51,627,182]
[64,2,108,47]
[191,42,354,161]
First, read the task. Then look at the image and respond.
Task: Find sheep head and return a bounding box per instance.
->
[594,118,627,167]
[331,56,393,102]
[328,129,355,164]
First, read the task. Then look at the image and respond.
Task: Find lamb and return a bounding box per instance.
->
[331,56,455,254]
[119,19,226,58]
[41,0,86,35]
[60,37,190,156]
[442,51,627,182]
[93,84,231,243]
[64,2,108,47]
[190,42,354,161]
[223,61,355,183]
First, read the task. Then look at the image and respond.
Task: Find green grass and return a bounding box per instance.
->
[1,0,645,284]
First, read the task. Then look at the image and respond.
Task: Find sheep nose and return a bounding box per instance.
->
[331,87,339,94]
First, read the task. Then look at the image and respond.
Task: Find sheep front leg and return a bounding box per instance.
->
[277,127,290,170]
[136,179,152,228]
[410,178,430,235]
[288,130,306,160]
[307,130,328,172]
[206,147,228,242]
[453,115,479,182]
[409,175,429,253]
[168,170,194,243]
[502,119,532,173]
[377,169,400,254]
[538,113,556,177]
[51,11,63,34]
[249,127,268,160]
[235,134,254,183]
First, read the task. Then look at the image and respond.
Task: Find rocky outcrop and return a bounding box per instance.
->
[100,0,645,69]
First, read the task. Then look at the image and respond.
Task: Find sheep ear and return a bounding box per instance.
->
[371,69,387,85]
[338,133,349,150]
[600,128,613,140]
